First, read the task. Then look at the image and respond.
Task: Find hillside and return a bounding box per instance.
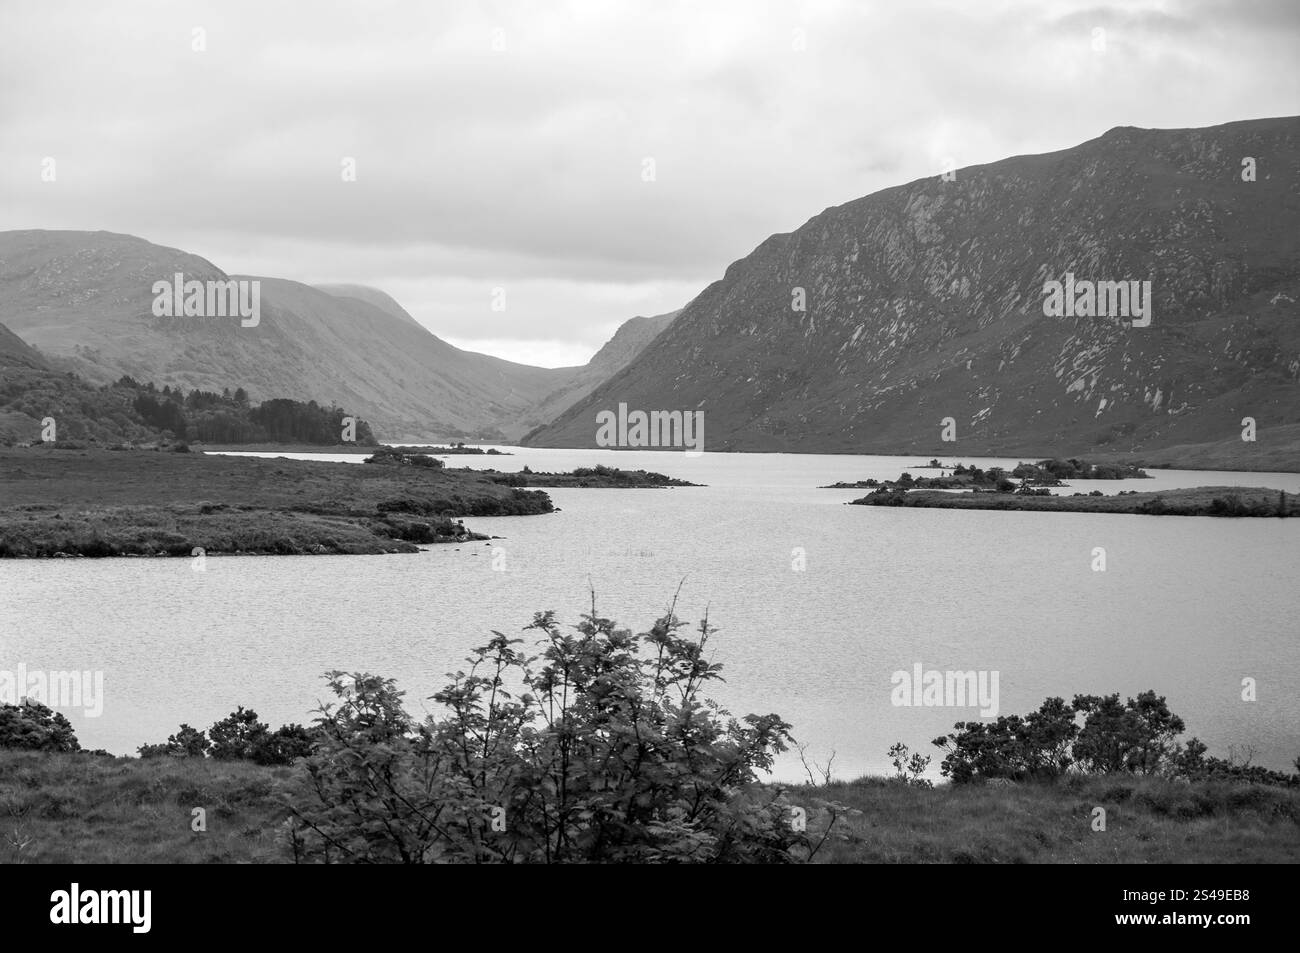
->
[0,320,380,447]
[314,283,425,329]
[0,232,581,443]
[525,310,678,430]
[524,117,1300,466]
[0,320,164,445]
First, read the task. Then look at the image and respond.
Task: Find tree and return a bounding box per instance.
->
[1071,691,1184,775]
[932,697,1079,782]
[251,724,315,765]
[0,701,81,752]
[282,606,847,863]
[208,706,271,761]
[138,723,210,758]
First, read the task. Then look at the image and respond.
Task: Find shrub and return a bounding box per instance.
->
[208,706,271,761]
[0,701,81,752]
[138,716,313,765]
[932,697,1077,783]
[365,446,444,469]
[138,723,210,759]
[887,742,932,787]
[1072,691,1184,775]
[281,607,843,863]
[251,723,315,765]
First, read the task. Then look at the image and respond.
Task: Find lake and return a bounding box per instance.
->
[3,447,1298,781]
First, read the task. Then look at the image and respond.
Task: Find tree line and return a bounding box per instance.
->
[119,377,377,445]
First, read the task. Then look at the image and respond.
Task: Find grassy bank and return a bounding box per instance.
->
[791,776,1300,863]
[0,446,553,557]
[0,750,290,863]
[851,485,1296,516]
[2,750,1294,864]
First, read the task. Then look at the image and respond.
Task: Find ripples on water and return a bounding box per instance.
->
[3,447,1297,780]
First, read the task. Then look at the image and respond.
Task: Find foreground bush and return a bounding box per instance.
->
[282,608,845,863]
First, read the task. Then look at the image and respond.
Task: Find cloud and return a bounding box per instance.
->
[2,0,1296,365]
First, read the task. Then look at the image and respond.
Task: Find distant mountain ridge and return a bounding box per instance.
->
[523,116,1300,463]
[0,231,670,442]
[314,284,426,329]
[524,310,678,434]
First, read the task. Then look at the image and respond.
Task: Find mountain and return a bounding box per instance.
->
[524,310,678,433]
[0,320,382,447]
[0,230,584,442]
[0,321,159,445]
[0,321,49,372]
[0,231,682,443]
[523,117,1300,464]
[314,284,424,330]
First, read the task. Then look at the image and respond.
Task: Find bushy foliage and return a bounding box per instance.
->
[1208,494,1279,517]
[932,696,1078,783]
[282,607,843,863]
[208,706,271,761]
[137,723,210,759]
[0,367,375,447]
[887,742,932,787]
[1012,458,1148,481]
[139,710,314,765]
[1173,738,1298,787]
[928,692,1284,785]
[1072,691,1184,774]
[0,701,81,752]
[365,446,444,468]
[252,723,316,766]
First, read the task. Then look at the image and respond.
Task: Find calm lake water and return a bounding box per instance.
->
[4,448,1298,780]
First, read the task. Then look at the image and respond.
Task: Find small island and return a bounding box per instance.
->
[0,446,553,558]
[824,458,1149,491]
[480,464,702,488]
[851,485,1295,517]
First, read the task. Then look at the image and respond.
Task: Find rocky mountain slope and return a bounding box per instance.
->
[523,117,1300,463]
[0,231,662,443]
[524,310,678,433]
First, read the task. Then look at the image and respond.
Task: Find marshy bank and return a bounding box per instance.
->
[0,446,552,557]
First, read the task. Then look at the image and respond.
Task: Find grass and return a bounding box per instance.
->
[0,750,288,864]
[3,749,1295,863]
[788,775,1300,863]
[0,446,553,557]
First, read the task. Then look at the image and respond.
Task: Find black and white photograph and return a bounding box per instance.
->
[0,0,1296,920]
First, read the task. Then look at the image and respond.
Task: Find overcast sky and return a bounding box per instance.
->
[3,0,1297,366]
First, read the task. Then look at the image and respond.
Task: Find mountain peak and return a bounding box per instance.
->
[524,116,1300,458]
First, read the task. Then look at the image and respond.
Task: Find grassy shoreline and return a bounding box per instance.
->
[0,447,552,557]
[2,749,1293,863]
[0,448,705,557]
